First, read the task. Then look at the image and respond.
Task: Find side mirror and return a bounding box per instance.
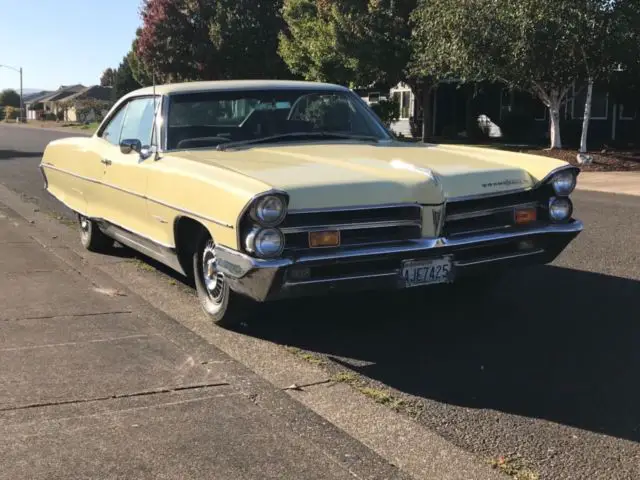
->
[120,139,142,154]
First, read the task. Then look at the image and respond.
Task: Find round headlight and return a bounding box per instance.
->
[548,197,573,222]
[245,227,284,258]
[252,195,286,226]
[551,170,577,196]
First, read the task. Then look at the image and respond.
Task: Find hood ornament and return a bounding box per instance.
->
[390,159,440,187]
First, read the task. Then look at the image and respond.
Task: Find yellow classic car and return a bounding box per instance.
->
[40,80,583,326]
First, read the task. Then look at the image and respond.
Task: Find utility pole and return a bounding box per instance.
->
[19,67,23,123]
[0,64,24,122]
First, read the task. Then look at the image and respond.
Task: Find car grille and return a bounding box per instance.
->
[443,190,549,237]
[281,205,423,252]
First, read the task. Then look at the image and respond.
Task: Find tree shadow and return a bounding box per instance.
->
[244,265,640,443]
[0,150,42,160]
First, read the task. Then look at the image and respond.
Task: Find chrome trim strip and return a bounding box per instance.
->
[454,249,545,267]
[216,220,583,277]
[288,203,427,214]
[447,187,533,203]
[445,202,539,221]
[539,165,581,185]
[294,221,583,264]
[447,165,580,203]
[284,271,398,287]
[43,185,175,249]
[280,219,421,234]
[41,164,233,228]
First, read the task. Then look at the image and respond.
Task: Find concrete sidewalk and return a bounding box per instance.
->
[577,171,640,196]
[0,205,412,480]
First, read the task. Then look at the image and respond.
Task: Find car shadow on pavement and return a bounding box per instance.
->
[245,265,640,444]
[0,150,42,160]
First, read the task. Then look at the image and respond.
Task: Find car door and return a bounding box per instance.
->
[99,96,158,239]
[85,104,129,220]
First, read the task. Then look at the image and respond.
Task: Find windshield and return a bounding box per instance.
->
[165,89,389,150]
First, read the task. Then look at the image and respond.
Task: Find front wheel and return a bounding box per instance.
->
[78,214,113,252]
[192,233,253,328]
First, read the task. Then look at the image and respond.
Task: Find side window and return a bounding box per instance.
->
[101,106,128,146]
[120,97,157,147]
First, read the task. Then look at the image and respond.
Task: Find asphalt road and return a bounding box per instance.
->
[2,124,640,479]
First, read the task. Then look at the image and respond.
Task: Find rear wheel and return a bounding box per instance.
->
[78,214,113,252]
[192,232,253,328]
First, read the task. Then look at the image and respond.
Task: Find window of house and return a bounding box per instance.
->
[400,91,411,119]
[619,102,638,120]
[533,99,547,121]
[368,92,380,104]
[500,88,513,119]
[572,84,608,120]
[391,91,401,119]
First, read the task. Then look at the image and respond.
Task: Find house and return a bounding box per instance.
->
[31,85,113,122]
[52,85,114,122]
[36,85,87,120]
[24,91,53,120]
[362,79,640,147]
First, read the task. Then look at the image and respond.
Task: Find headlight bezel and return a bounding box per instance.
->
[239,191,289,258]
[548,167,578,196]
[245,226,285,258]
[250,194,288,227]
[548,196,573,223]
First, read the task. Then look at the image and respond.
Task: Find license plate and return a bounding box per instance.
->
[402,257,454,287]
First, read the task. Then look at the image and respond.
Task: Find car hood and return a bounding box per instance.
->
[177,142,569,209]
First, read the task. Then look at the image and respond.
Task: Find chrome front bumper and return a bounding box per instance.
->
[215,220,583,302]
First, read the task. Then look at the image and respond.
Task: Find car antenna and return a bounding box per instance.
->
[152,68,160,160]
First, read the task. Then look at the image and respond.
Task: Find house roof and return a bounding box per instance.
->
[24,91,53,104]
[59,85,113,103]
[39,84,86,103]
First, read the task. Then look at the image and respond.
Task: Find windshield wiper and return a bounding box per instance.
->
[216,131,381,151]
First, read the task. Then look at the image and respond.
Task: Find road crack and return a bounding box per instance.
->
[0,382,230,413]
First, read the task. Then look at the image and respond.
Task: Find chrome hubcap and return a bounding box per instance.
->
[202,240,224,303]
[79,216,90,235]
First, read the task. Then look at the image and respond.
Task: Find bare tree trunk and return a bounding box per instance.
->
[549,103,562,149]
[547,88,564,150]
[579,78,593,153]
[532,83,568,150]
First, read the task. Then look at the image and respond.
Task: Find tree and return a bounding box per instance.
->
[576,1,640,152]
[100,68,117,86]
[279,0,414,88]
[136,0,290,83]
[0,89,20,107]
[114,54,142,98]
[410,0,627,149]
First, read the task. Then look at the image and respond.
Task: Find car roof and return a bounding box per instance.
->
[125,80,350,98]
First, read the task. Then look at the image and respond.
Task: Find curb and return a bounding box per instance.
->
[576,172,640,197]
[1,122,93,136]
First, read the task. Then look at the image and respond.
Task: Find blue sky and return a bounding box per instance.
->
[0,0,141,92]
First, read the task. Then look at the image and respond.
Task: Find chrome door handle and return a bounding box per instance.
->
[101,158,112,166]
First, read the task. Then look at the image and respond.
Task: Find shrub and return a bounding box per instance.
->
[369,97,399,128]
[3,106,18,121]
[409,116,423,139]
[44,112,57,121]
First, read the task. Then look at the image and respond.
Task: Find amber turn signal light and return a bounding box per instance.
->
[515,208,537,225]
[309,230,340,248]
